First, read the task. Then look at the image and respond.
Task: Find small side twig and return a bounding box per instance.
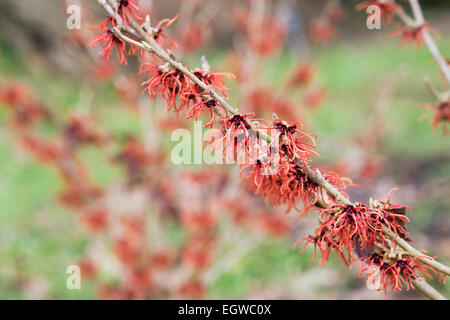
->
[408,0,450,86]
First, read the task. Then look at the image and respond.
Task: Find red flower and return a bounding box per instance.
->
[63,115,108,148]
[0,83,29,105]
[115,232,144,267]
[92,61,116,81]
[185,94,228,128]
[296,189,411,267]
[287,63,315,88]
[210,113,261,164]
[97,285,133,300]
[114,138,155,183]
[77,259,97,279]
[157,116,188,132]
[125,268,154,298]
[303,88,326,109]
[182,234,214,269]
[241,161,347,215]
[179,23,208,53]
[181,210,217,231]
[277,163,325,213]
[89,18,130,64]
[232,9,285,56]
[241,159,279,198]
[149,251,174,270]
[245,89,299,122]
[273,98,299,123]
[250,18,285,56]
[327,1,346,23]
[321,202,408,249]
[58,185,103,209]
[11,101,51,128]
[264,119,317,166]
[81,208,109,232]
[19,135,63,163]
[360,253,437,292]
[192,70,234,97]
[152,15,179,47]
[113,0,141,27]
[356,1,402,22]
[258,213,291,237]
[293,231,348,266]
[245,88,273,115]
[140,64,191,113]
[390,23,437,47]
[212,113,257,136]
[310,20,336,44]
[0,84,52,128]
[178,280,204,299]
[424,100,450,134]
[318,203,378,255]
[323,170,357,197]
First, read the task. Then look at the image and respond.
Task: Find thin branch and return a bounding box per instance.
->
[424,77,442,100]
[395,9,416,27]
[383,228,450,276]
[408,0,450,87]
[412,279,447,300]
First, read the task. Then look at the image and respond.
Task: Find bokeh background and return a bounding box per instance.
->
[0,0,449,299]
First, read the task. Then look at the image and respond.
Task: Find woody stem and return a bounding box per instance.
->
[407,0,450,87]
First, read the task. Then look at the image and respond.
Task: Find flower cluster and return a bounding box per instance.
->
[391,23,437,47]
[312,198,409,260]
[309,1,346,44]
[63,115,109,148]
[245,88,299,122]
[113,0,141,27]
[89,18,131,65]
[287,63,316,88]
[292,188,444,292]
[232,8,285,56]
[424,99,450,134]
[140,63,232,120]
[360,252,437,292]
[89,11,179,65]
[0,83,52,128]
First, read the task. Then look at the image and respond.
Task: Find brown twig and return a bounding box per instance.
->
[412,278,446,300]
[408,0,450,87]
[396,0,450,87]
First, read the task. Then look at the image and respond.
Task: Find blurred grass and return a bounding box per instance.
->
[0,33,449,299]
[311,38,450,158]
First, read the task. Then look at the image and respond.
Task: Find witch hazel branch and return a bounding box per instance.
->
[358,0,450,133]
[92,0,449,299]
